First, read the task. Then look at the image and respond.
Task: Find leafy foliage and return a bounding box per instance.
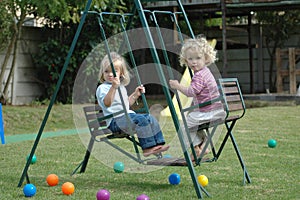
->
[257,10,300,48]
[256,10,300,91]
[33,17,101,103]
[0,1,14,51]
[33,1,129,103]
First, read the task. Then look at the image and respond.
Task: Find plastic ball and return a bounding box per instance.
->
[96,189,110,200]
[163,154,172,158]
[168,173,181,185]
[268,139,277,148]
[26,154,37,164]
[61,182,75,195]
[136,194,150,200]
[23,183,36,197]
[113,161,125,173]
[197,175,208,187]
[46,174,59,186]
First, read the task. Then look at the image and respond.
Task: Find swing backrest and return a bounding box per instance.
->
[83,104,128,140]
[218,78,246,121]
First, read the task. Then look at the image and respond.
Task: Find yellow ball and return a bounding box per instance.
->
[198,175,208,187]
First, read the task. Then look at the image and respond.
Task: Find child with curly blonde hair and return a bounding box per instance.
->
[169,37,225,160]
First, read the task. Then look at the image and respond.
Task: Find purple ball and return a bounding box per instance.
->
[136,194,150,200]
[96,189,110,200]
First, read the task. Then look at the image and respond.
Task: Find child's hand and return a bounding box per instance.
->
[169,80,179,90]
[112,77,120,89]
[135,85,145,96]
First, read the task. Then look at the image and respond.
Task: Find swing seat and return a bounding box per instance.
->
[148,78,251,186]
[83,105,130,141]
[185,78,251,184]
[149,78,248,169]
[71,104,145,175]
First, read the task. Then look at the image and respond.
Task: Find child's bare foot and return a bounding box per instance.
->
[143,146,161,157]
[198,144,210,155]
[190,146,201,161]
[143,145,170,157]
[154,145,170,154]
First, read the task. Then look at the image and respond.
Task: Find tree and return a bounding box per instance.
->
[0,1,14,51]
[256,10,300,92]
[0,0,125,104]
[32,0,127,103]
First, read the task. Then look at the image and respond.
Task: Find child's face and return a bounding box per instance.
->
[103,60,122,83]
[185,48,206,72]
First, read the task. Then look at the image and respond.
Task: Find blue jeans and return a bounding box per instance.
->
[108,113,165,149]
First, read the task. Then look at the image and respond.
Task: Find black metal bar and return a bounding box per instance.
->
[71,161,84,176]
[221,0,228,77]
[79,138,94,173]
[226,122,251,184]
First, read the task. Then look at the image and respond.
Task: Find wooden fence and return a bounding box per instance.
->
[276,48,300,94]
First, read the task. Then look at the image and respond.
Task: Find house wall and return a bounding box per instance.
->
[211,25,300,93]
[0,26,47,105]
[1,24,299,105]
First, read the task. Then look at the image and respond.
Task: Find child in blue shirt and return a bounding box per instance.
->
[96,52,169,157]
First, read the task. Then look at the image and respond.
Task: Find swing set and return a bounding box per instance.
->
[18,0,251,199]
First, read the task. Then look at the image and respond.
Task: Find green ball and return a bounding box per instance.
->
[268,139,277,148]
[26,154,37,164]
[113,161,124,173]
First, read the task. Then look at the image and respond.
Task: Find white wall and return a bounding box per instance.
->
[0,26,45,105]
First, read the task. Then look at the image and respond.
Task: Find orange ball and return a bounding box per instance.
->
[46,174,59,186]
[61,182,75,195]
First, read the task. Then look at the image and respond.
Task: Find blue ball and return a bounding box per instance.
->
[268,139,277,148]
[168,173,181,185]
[164,154,172,158]
[113,161,125,173]
[23,183,36,197]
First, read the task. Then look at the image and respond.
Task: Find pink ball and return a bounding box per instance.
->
[96,189,110,200]
[136,194,150,200]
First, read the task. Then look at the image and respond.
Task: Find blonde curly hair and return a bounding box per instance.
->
[98,52,131,86]
[179,37,217,67]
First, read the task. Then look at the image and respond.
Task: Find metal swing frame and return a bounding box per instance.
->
[18,0,251,199]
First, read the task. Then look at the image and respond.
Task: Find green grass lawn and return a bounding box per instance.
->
[0,103,299,199]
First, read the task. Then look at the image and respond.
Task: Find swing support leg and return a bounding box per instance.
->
[17,0,93,187]
[215,120,251,185]
[71,136,95,175]
[133,0,209,198]
[226,122,251,185]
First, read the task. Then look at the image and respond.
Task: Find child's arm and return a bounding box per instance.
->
[169,80,189,96]
[103,77,120,107]
[129,85,145,106]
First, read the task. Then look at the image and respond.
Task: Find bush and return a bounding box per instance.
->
[33,18,101,104]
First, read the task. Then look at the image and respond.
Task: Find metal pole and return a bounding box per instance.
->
[17,0,93,187]
[221,0,228,77]
[134,0,208,198]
